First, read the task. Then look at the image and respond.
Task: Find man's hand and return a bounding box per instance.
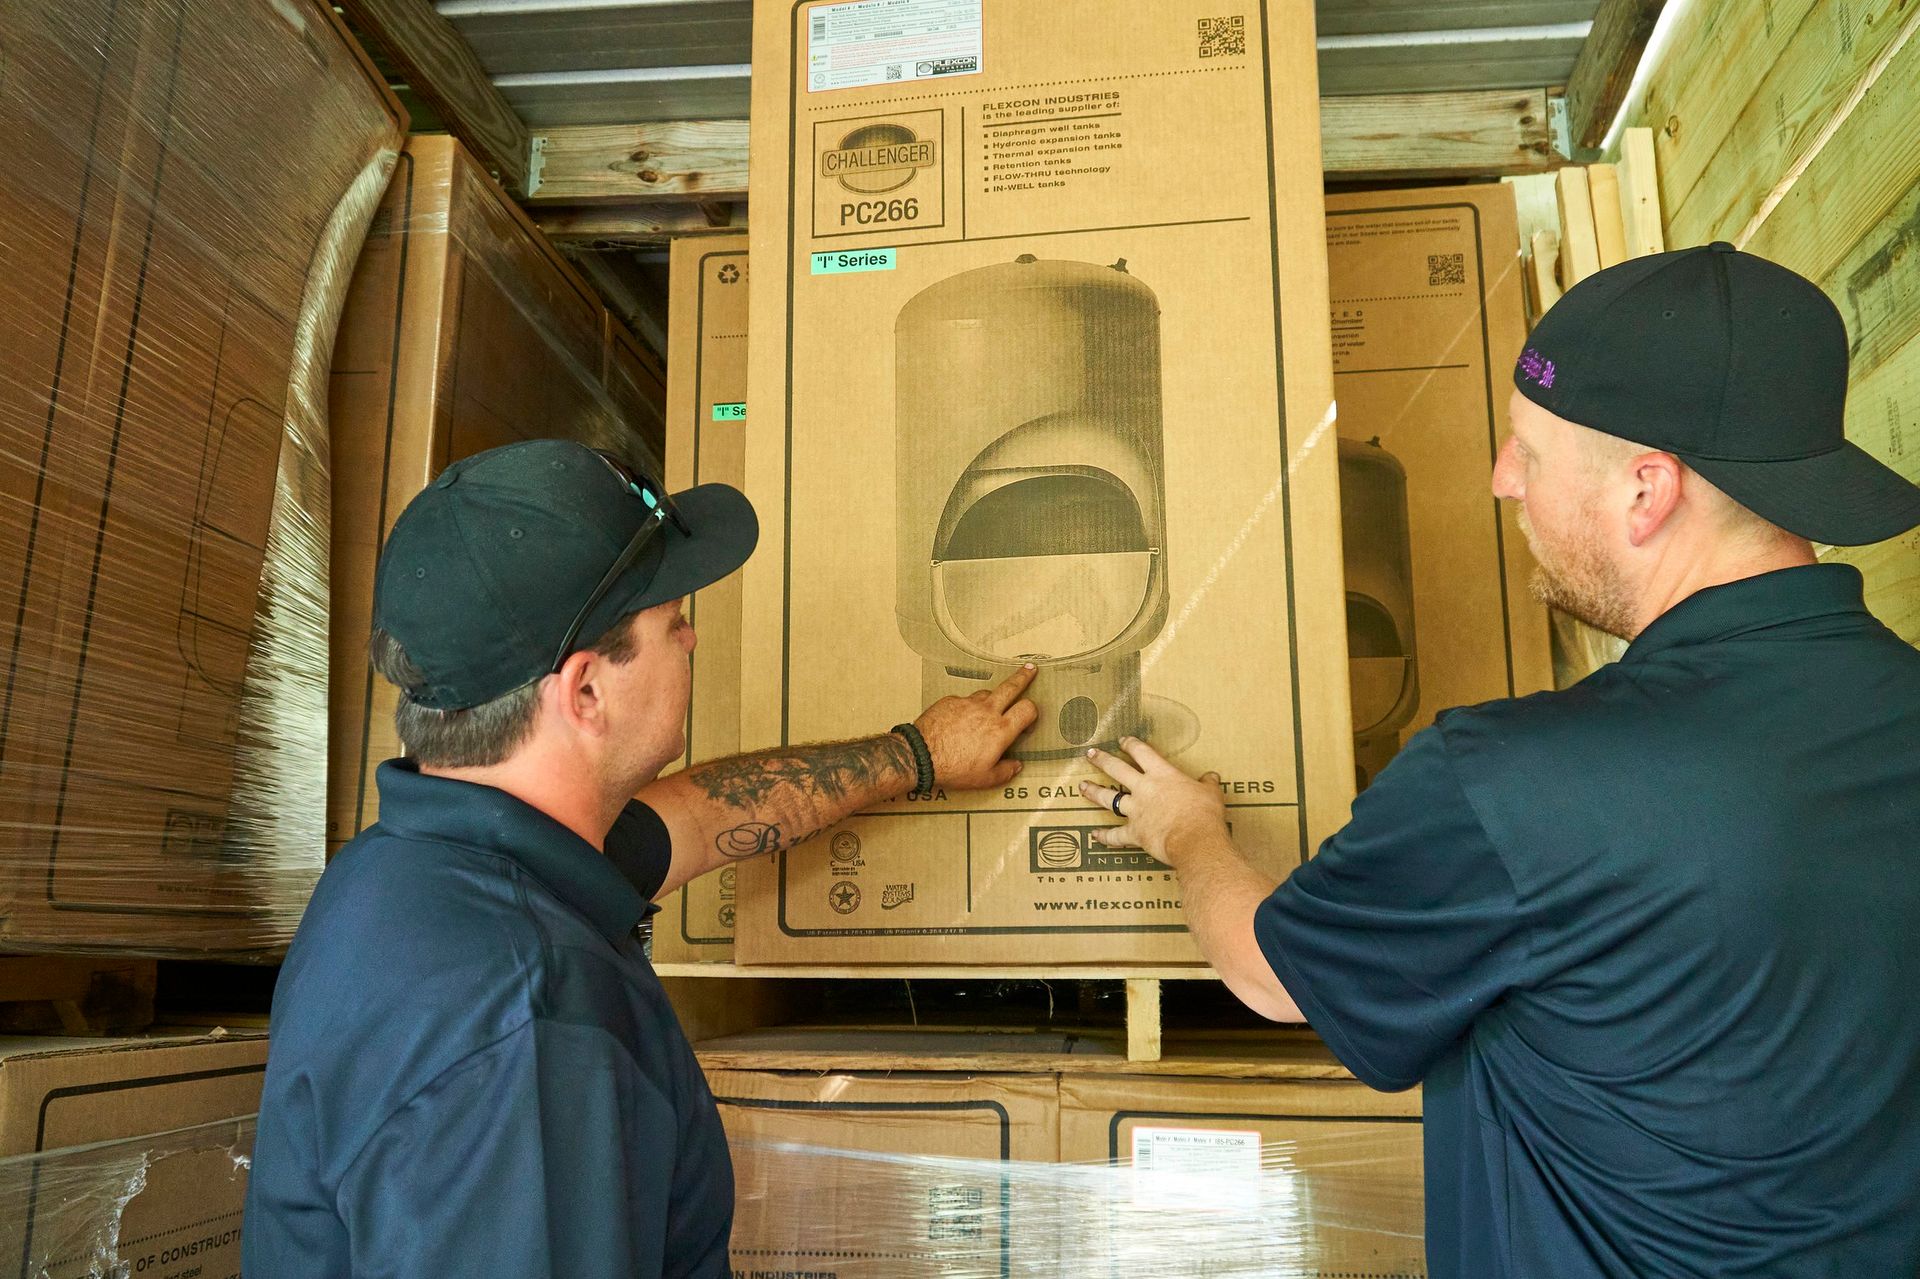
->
[913,664,1039,790]
[1078,737,1301,1023]
[1078,737,1228,867]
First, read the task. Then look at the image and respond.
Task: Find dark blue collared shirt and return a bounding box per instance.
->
[1259,564,1920,1278]
[244,762,731,1278]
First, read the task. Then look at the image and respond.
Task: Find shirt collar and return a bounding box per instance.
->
[1623,563,1870,664]
[373,759,652,944]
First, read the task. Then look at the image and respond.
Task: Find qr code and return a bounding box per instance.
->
[1198,15,1246,58]
[1428,252,1467,286]
[886,63,902,81]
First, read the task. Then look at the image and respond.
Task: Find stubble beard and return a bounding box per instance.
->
[1518,507,1637,641]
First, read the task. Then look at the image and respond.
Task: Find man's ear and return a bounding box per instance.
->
[1625,451,1685,548]
[549,649,610,737]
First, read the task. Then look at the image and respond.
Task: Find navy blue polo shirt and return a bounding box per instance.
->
[244,762,732,1278]
[1259,564,1920,1277]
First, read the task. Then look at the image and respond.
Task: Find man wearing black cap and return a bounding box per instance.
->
[1079,244,1920,1276]
[243,440,1037,1277]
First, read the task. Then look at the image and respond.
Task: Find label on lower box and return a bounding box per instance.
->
[806,0,983,92]
[1131,1126,1262,1212]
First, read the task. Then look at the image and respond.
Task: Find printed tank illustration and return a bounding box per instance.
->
[895,254,1191,760]
[1340,437,1419,787]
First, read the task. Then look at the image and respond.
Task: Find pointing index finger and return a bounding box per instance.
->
[987,663,1038,713]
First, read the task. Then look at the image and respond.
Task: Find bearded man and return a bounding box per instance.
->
[1077,243,1920,1278]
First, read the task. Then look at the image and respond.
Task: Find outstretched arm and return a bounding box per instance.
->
[1079,739,1303,1022]
[642,666,1038,897]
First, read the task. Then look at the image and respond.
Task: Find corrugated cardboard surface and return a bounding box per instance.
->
[0,0,400,950]
[1058,1073,1426,1277]
[737,1,1350,964]
[654,235,752,964]
[326,135,668,853]
[1324,183,1552,786]
[710,1068,1058,1277]
[0,1033,267,1279]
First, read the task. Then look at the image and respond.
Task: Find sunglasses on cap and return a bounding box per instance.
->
[549,451,690,673]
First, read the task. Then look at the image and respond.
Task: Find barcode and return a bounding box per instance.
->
[1198,15,1246,58]
[1428,252,1467,286]
[810,13,828,40]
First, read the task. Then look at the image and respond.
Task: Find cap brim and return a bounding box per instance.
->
[1682,443,1920,546]
[616,482,760,614]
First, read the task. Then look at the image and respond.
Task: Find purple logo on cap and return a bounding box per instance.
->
[1517,347,1556,389]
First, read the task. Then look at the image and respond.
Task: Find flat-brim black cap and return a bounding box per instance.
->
[1513,241,1920,546]
[373,441,759,710]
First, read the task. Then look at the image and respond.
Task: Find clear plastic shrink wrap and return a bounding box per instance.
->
[325,133,667,854]
[0,0,404,954]
[0,1116,254,1279]
[723,1133,1426,1278]
[715,1069,1427,1278]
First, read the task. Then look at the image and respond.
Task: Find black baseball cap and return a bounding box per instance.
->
[372,439,758,710]
[1513,241,1920,546]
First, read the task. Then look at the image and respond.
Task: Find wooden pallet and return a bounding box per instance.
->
[0,955,157,1036]
[661,965,1244,1068]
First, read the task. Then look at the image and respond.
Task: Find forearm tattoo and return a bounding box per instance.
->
[696,735,914,860]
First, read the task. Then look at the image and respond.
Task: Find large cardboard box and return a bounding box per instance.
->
[0,1032,269,1279]
[327,135,668,853]
[1058,1073,1426,1276]
[653,235,752,964]
[710,1067,1058,1277]
[735,1,1351,964]
[1324,184,1553,785]
[0,0,402,951]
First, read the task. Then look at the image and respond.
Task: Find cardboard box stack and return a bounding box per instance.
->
[654,197,1548,960]
[326,134,669,854]
[0,0,401,958]
[729,0,1350,967]
[1325,183,1553,785]
[0,0,402,1268]
[713,1066,1059,1276]
[654,235,752,964]
[0,1033,268,1279]
[705,1032,1426,1276]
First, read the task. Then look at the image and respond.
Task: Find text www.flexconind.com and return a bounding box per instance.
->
[1034,898,1181,911]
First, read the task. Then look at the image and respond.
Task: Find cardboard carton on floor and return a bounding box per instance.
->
[735,0,1351,965]
[653,235,752,965]
[709,1067,1058,1276]
[1058,1072,1426,1276]
[1324,184,1553,786]
[0,1032,269,1279]
[327,134,667,854]
[0,0,401,951]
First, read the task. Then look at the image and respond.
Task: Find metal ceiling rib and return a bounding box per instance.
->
[433,0,1599,128]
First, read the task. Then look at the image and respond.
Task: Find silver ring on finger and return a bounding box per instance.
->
[1110,791,1127,817]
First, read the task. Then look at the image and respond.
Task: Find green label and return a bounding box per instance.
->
[711,402,746,421]
[811,248,896,275]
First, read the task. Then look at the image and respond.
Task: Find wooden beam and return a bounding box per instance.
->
[530,121,750,204]
[1616,127,1666,256]
[1529,229,1564,319]
[525,89,1560,212]
[1588,163,1629,266]
[336,0,531,195]
[531,203,746,248]
[1556,166,1603,284]
[1322,88,1562,178]
[1126,978,1163,1064]
[1565,0,1667,153]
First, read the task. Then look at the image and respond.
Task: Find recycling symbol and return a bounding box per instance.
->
[828,882,862,914]
[718,264,741,284]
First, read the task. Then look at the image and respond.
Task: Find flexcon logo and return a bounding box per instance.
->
[820,122,937,193]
